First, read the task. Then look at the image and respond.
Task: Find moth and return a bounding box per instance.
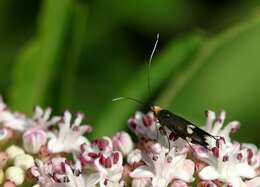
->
[113,34,216,150]
[151,106,216,149]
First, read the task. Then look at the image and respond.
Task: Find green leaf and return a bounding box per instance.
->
[59,2,88,110]
[93,34,204,137]
[9,0,73,114]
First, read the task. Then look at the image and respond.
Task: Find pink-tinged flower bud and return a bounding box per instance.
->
[2,181,16,187]
[171,180,188,187]
[112,131,133,156]
[5,166,25,185]
[23,128,47,154]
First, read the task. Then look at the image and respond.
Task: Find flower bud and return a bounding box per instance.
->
[171,180,188,187]
[5,166,25,185]
[23,128,47,154]
[127,149,142,164]
[2,181,16,187]
[112,131,133,156]
[14,154,34,170]
[5,145,25,161]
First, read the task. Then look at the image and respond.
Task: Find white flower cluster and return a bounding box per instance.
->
[128,111,260,187]
[0,97,259,187]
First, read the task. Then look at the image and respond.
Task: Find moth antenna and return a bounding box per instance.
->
[112,97,146,107]
[148,33,159,98]
[112,34,159,111]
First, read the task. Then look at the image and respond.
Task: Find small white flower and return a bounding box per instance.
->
[130,143,194,187]
[85,151,124,187]
[23,128,47,154]
[14,154,34,170]
[5,166,25,185]
[30,159,56,186]
[112,131,134,156]
[128,112,188,153]
[78,137,113,167]
[197,142,257,187]
[47,111,92,153]
[195,110,259,186]
[242,143,260,170]
[28,106,61,129]
[31,157,89,187]
[128,112,156,139]
[0,99,27,132]
[203,110,240,146]
[5,145,25,161]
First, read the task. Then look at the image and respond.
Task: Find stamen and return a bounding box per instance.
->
[105,158,112,168]
[223,155,229,162]
[128,119,137,129]
[211,147,219,158]
[236,153,243,160]
[152,155,158,161]
[113,152,119,164]
[142,115,153,126]
[167,156,172,163]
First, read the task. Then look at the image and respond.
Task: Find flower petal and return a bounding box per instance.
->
[47,138,64,153]
[152,176,168,187]
[246,177,260,187]
[84,173,101,186]
[205,110,216,131]
[173,159,195,182]
[171,180,188,187]
[234,163,256,178]
[199,166,220,180]
[130,166,154,178]
[132,178,150,187]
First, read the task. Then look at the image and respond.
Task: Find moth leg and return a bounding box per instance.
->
[156,126,159,141]
[185,137,195,153]
[159,127,170,150]
[155,120,160,141]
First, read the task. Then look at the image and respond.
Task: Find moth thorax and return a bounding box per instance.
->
[152,106,162,116]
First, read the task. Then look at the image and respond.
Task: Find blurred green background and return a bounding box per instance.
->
[0,0,260,145]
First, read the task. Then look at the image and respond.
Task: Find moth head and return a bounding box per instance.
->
[151,105,162,117]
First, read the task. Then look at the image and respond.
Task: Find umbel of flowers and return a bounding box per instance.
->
[0,97,259,187]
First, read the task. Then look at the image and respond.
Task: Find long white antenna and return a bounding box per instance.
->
[112,97,146,107]
[112,34,159,108]
[148,34,159,97]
